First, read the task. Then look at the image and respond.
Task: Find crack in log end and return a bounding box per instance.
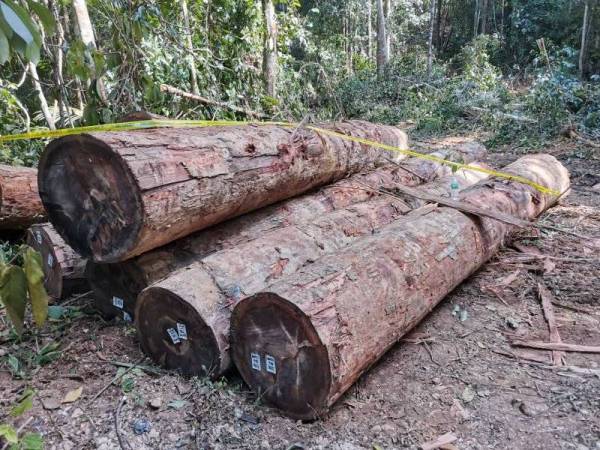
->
[38,135,143,262]
[231,293,331,420]
[135,287,221,378]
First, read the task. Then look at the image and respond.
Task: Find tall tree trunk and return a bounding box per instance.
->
[367,0,373,59]
[262,0,278,98]
[376,0,388,74]
[180,0,200,95]
[480,0,489,34]
[28,63,56,130]
[72,0,107,103]
[474,0,480,36]
[579,0,591,78]
[384,0,392,58]
[427,0,436,78]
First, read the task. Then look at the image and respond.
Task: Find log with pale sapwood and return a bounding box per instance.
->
[87,143,485,320]
[134,166,487,378]
[230,154,569,419]
[26,223,89,300]
[0,165,46,230]
[38,121,408,262]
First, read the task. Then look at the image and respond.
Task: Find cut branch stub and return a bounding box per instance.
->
[26,223,88,299]
[87,144,487,320]
[230,154,570,419]
[38,121,408,262]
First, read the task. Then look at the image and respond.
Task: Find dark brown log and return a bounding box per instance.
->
[26,223,88,299]
[230,154,570,419]
[0,165,46,230]
[134,166,487,378]
[38,121,409,262]
[87,143,486,320]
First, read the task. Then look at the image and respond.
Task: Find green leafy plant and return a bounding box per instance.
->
[0,0,55,64]
[0,388,43,450]
[0,245,49,334]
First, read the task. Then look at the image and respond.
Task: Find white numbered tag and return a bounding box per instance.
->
[47,254,53,267]
[167,328,181,345]
[265,354,277,374]
[112,296,124,309]
[250,352,261,371]
[177,323,188,340]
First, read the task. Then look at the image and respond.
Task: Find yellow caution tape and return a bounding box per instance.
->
[0,119,559,196]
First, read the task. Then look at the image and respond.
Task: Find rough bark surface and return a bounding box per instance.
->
[26,223,88,300]
[39,121,407,262]
[230,154,570,419]
[135,167,487,378]
[88,143,485,320]
[0,165,46,230]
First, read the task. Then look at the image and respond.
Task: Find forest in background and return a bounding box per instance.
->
[0,0,599,168]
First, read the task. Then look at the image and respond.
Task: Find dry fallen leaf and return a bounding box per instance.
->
[62,386,83,404]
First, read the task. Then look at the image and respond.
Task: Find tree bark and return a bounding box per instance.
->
[26,223,88,300]
[38,122,407,262]
[427,0,436,78]
[376,0,389,74]
[87,142,486,321]
[367,0,373,59]
[262,0,278,97]
[0,165,46,230]
[230,154,570,419]
[180,0,200,95]
[28,64,56,130]
[135,164,487,378]
[579,0,591,78]
[72,0,107,103]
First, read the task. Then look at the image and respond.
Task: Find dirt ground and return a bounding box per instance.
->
[1,136,600,450]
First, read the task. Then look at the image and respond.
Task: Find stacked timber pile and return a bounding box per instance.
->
[30,120,568,419]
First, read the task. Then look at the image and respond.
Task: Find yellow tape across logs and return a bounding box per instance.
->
[0,119,560,196]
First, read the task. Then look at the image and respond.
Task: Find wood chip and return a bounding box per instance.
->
[420,432,458,450]
[537,281,566,366]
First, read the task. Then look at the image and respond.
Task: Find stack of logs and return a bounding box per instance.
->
[1,120,569,419]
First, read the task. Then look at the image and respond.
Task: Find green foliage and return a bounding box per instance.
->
[0,246,49,334]
[0,388,43,450]
[0,0,55,64]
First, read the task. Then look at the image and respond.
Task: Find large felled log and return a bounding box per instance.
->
[134,166,487,378]
[38,121,408,262]
[87,143,486,320]
[230,154,569,419]
[26,223,89,300]
[0,165,46,230]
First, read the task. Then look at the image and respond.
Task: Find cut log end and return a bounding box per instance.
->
[38,135,143,261]
[231,292,331,420]
[26,226,64,298]
[135,287,222,378]
[85,261,144,319]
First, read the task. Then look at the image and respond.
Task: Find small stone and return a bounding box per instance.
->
[149,397,162,409]
[380,423,395,433]
[148,429,160,439]
[42,397,61,410]
[71,407,84,418]
[133,418,151,435]
[461,386,476,403]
